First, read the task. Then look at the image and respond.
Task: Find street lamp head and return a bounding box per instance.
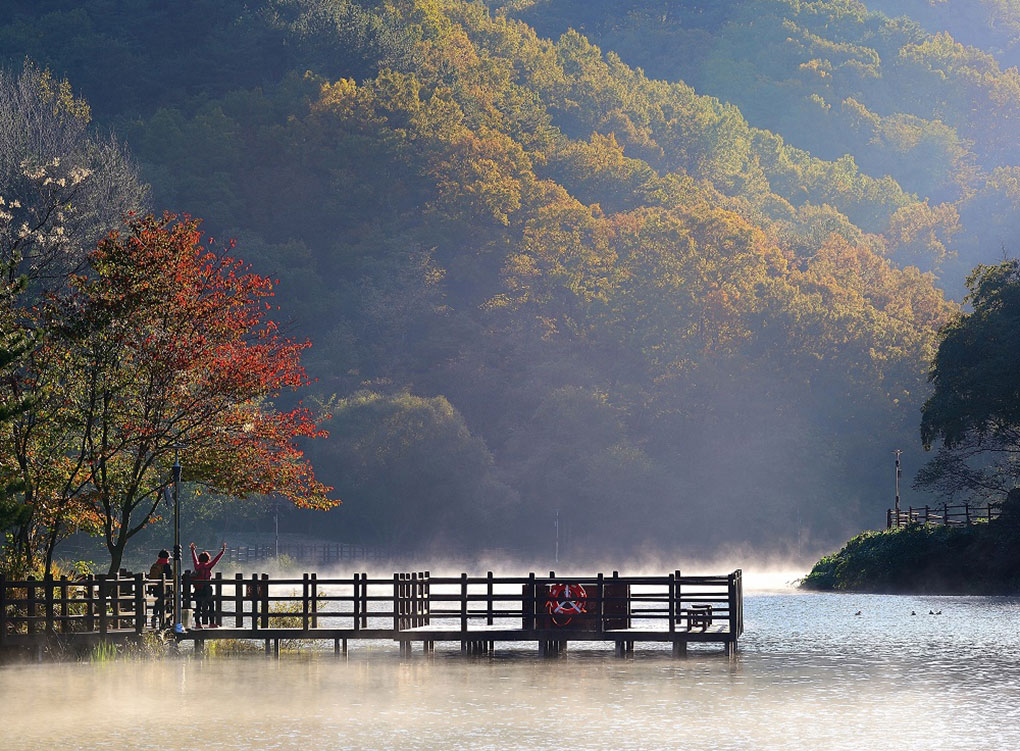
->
[172,458,182,483]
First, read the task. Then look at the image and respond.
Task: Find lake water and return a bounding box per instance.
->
[3,586,1020,750]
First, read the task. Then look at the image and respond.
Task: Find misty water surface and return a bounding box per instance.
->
[4,589,1020,750]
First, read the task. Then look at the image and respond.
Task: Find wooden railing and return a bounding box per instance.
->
[223,542,381,565]
[1,570,743,653]
[0,573,155,638]
[887,502,1003,529]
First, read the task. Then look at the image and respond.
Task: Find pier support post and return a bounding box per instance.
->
[672,640,687,658]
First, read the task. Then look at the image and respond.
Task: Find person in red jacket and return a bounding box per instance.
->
[190,541,226,628]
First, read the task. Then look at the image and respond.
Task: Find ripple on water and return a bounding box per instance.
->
[3,593,1020,750]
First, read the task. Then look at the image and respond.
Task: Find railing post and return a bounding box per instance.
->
[393,573,400,632]
[416,571,424,632]
[486,571,494,626]
[460,573,468,633]
[353,574,361,632]
[97,575,108,636]
[311,573,318,629]
[728,572,738,638]
[406,572,413,629]
[943,504,949,525]
[85,574,95,632]
[612,571,621,629]
[115,572,126,629]
[250,574,259,633]
[596,573,604,634]
[213,572,223,627]
[965,502,971,525]
[424,570,430,627]
[27,575,37,636]
[44,574,55,635]
[675,569,682,626]
[260,574,270,629]
[411,572,419,628]
[527,572,536,630]
[134,573,145,634]
[887,508,892,528]
[737,569,744,636]
[402,573,409,630]
[60,575,69,634]
[304,573,311,632]
[235,573,244,628]
[668,572,676,634]
[361,573,368,628]
[182,572,191,630]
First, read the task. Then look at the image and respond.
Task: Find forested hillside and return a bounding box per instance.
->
[3,0,1000,560]
[504,0,1020,289]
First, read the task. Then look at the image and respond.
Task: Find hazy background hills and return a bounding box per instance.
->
[3,0,1016,561]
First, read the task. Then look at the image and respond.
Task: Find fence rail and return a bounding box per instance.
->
[887,502,1002,529]
[0,569,743,657]
[222,543,382,566]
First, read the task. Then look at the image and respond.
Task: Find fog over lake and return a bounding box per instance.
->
[5,583,1019,751]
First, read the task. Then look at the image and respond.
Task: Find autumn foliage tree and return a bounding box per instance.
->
[33,213,336,573]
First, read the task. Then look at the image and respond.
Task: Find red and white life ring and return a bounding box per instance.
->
[546,583,587,626]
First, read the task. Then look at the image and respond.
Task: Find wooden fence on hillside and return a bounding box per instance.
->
[887,501,1003,529]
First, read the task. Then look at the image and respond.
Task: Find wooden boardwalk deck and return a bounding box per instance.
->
[1,569,743,659]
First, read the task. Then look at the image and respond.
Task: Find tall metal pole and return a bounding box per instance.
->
[554,509,559,564]
[894,449,902,517]
[172,453,183,634]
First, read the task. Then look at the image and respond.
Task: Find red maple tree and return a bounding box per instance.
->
[46,212,337,572]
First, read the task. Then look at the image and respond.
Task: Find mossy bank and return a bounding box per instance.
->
[802,510,1020,594]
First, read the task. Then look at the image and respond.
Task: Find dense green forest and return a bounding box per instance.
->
[2,0,1017,564]
[504,0,1020,288]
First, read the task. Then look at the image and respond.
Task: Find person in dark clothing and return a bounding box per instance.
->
[148,550,173,629]
[189,541,226,628]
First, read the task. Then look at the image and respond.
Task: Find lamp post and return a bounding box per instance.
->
[893,449,902,521]
[172,452,183,634]
[554,509,560,564]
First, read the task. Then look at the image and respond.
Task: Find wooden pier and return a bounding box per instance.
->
[0,569,743,659]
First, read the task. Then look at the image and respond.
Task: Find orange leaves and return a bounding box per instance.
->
[59,212,338,517]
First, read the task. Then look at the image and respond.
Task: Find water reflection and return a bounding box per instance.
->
[3,593,1020,750]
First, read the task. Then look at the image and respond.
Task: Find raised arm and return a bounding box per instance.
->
[190,542,199,568]
[210,543,226,567]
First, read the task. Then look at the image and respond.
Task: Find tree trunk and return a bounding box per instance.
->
[43,522,60,577]
[107,537,125,577]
